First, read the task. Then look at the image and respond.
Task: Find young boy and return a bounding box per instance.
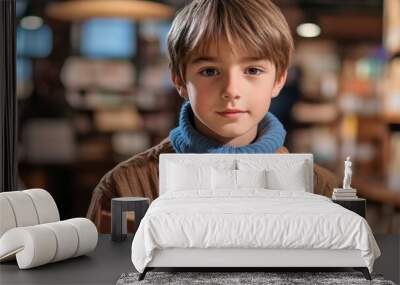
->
[87,0,339,232]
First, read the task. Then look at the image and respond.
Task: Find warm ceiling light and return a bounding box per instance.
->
[296,22,321,38]
[45,0,174,21]
[20,16,43,30]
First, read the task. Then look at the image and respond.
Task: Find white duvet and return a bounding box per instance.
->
[131,190,380,273]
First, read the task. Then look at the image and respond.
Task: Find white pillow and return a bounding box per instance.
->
[267,162,307,191]
[212,168,237,190]
[167,162,212,191]
[236,169,268,189]
[238,158,309,192]
[211,168,268,190]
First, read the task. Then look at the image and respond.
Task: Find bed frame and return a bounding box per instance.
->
[137,154,372,281]
[139,248,371,280]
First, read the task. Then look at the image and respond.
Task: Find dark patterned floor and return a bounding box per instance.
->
[117,271,396,285]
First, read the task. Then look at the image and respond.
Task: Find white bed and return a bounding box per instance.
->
[131,154,381,281]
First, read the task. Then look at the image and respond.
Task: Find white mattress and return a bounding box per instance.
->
[131,190,381,273]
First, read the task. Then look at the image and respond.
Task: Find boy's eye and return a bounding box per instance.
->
[200,68,220,77]
[246,67,263,75]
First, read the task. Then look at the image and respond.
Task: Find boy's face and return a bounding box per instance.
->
[172,39,287,146]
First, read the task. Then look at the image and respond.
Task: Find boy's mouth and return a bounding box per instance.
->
[217,109,248,118]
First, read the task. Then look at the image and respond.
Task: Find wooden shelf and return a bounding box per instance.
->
[292,102,338,124]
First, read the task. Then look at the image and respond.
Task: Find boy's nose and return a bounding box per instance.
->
[221,74,241,101]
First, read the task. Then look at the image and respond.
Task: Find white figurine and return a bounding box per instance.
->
[343,156,352,189]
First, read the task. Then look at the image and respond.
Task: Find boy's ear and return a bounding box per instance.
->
[271,71,288,98]
[171,72,188,100]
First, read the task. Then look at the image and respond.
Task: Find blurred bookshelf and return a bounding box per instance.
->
[17,14,180,218]
[289,11,400,232]
[289,41,340,171]
[380,0,400,202]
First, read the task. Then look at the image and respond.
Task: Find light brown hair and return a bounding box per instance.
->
[167,0,294,83]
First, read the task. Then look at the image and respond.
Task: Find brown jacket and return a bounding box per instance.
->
[86,138,339,233]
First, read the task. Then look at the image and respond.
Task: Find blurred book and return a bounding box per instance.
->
[332,196,359,200]
[383,58,400,120]
[77,137,111,162]
[66,90,136,110]
[290,128,337,165]
[295,41,340,99]
[334,189,357,193]
[142,112,176,135]
[338,95,381,115]
[61,57,136,92]
[94,107,143,132]
[292,102,338,123]
[21,119,76,164]
[112,132,151,161]
[134,88,173,111]
[332,188,358,199]
[138,59,173,92]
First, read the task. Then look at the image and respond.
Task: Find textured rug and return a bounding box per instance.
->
[116,271,396,285]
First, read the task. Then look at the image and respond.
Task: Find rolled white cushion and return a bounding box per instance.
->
[23,189,60,223]
[42,221,79,262]
[0,226,57,269]
[0,196,17,237]
[0,191,39,227]
[65,218,98,257]
[0,218,98,269]
[0,189,60,239]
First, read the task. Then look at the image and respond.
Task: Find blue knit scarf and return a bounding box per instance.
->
[169,101,286,153]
